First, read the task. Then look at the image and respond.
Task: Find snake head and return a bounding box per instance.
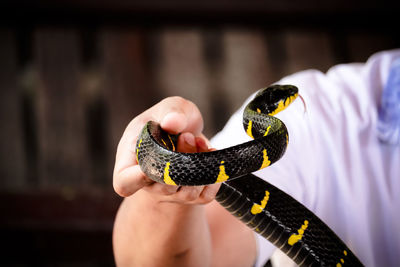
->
[251,85,299,115]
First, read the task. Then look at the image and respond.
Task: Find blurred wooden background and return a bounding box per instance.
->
[0,0,399,266]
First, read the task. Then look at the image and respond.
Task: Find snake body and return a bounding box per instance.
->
[136,85,363,266]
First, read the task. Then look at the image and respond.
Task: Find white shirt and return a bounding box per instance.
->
[211,50,400,267]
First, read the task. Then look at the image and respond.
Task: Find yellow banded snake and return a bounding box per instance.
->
[136,85,363,266]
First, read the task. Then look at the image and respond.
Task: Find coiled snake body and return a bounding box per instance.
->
[136,85,363,266]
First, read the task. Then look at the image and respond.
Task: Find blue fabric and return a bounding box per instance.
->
[378,57,400,145]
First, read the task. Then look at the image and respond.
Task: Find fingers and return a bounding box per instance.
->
[113,96,204,197]
[113,165,152,197]
[143,132,221,205]
[142,132,200,197]
[179,132,198,153]
[115,97,202,171]
[198,184,221,204]
[157,96,204,135]
[164,183,221,205]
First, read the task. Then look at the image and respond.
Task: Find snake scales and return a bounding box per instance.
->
[136,85,364,266]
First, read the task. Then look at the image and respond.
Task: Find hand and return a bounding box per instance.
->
[113,96,221,204]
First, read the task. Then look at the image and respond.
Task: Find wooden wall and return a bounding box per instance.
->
[0,1,399,265]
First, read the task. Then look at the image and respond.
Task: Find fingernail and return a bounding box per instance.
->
[195,137,208,150]
[183,133,196,147]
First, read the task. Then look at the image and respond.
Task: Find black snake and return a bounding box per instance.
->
[136,85,364,266]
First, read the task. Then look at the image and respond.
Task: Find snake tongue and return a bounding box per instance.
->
[298,94,307,114]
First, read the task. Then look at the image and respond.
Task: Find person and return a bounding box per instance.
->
[112,49,400,267]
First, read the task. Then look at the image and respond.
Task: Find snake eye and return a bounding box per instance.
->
[270,85,298,104]
[281,85,298,97]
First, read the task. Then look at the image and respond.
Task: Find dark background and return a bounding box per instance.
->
[1,0,399,266]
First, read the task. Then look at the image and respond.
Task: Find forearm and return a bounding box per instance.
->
[113,190,212,267]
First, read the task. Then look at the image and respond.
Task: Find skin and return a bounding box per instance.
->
[113,96,257,267]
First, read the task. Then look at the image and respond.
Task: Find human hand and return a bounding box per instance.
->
[113,96,221,204]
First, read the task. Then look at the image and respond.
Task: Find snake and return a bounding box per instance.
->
[136,85,364,266]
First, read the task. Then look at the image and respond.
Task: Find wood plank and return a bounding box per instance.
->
[284,30,335,75]
[346,31,399,63]
[202,30,231,135]
[100,28,157,152]
[155,28,215,136]
[2,228,114,266]
[264,30,289,82]
[81,66,110,186]
[0,189,120,265]
[221,29,273,111]
[0,189,120,230]
[35,28,90,187]
[0,29,26,189]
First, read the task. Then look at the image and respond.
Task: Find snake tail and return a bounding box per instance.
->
[216,175,363,266]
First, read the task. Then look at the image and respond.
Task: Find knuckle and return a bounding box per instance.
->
[183,187,201,201]
[161,185,177,195]
[201,194,214,204]
[185,192,198,202]
[163,96,193,110]
[200,186,218,203]
[167,95,186,104]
